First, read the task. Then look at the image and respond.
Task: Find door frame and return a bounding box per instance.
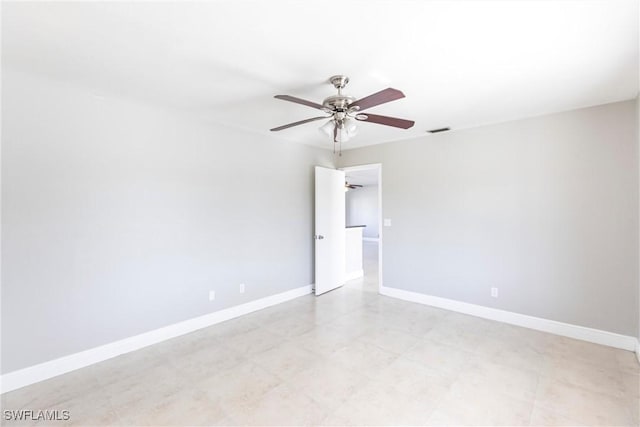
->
[340,163,383,293]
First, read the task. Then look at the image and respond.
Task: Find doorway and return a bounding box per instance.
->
[341,163,382,293]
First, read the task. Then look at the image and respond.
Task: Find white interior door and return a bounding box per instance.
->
[315,166,345,295]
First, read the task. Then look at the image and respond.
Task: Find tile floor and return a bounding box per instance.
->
[2,242,639,426]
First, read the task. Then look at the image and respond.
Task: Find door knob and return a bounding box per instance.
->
[315,235,324,240]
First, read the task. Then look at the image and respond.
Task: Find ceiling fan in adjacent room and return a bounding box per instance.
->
[270,75,415,154]
[345,182,363,191]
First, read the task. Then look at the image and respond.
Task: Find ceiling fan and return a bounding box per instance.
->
[345,182,363,190]
[270,75,415,153]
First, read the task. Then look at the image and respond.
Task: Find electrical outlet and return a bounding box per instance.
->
[239,283,245,294]
[209,290,216,301]
[384,218,392,227]
[491,287,498,298]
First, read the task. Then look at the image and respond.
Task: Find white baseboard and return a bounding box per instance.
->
[363,237,379,243]
[636,340,640,365]
[380,286,637,352]
[0,285,313,394]
[345,269,364,281]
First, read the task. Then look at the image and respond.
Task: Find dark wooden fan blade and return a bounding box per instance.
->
[274,95,325,110]
[270,116,328,131]
[349,88,405,111]
[356,113,414,129]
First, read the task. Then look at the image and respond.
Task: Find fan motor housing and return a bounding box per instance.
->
[323,95,356,111]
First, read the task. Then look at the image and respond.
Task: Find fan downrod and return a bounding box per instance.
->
[324,75,355,111]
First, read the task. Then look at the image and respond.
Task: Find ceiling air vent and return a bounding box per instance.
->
[427,127,450,134]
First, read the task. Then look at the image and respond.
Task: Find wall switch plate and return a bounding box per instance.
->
[209,290,216,301]
[491,287,498,298]
[239,283,245,294]
[384,218,392,227]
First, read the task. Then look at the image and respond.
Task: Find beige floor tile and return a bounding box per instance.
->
[384,309,443,337]
[404,339,474,376]
[544,336,621,369]
[260,312,318,338]
[423,322,487,353]
[489,323,553,348]
[0,413,39,427]
[249,341,320,380]
[118,388,226,426]
[2,368,101,411]
[617,351,640,376]
[543,356,626,398]
[3,387,120,427]
[206,314,261,339]
[331,339,399,376]
[285,361,370,411]
[364,294,416,314]
[223,326,285,355]
[621,374,639,424]
[103,363,185,407]
[107,378,181,422]
[631,400,640,427]
[230,383,327,426]
[311,304,356,325]
[335,307,389,327]
[442,312,497,334]
[197,360,280,409]
[483,338,549,374]
[457,358,540,401]
[326,310,377,337]
[290,324,357,356]
[371,355,456,398]
[324,380,436,426]
[313,290,368,315]
[55,391,121,427]
[622,373,640,400]
[166,343,245,381]
[528,403,586,426]
[91,347,169,389]
[154,329,220,357]
[264,299,311,316]
[358,326,421,354]
[427,380,534,426]
[291,296,354,324]
[535,376,633,426]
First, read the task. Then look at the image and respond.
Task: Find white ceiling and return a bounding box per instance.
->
[3,0,638,150]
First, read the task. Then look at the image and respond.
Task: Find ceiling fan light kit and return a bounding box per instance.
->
[320,117,358,143]
[271,75,415,154]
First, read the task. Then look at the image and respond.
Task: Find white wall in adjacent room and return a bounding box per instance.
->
[346,186,379,239]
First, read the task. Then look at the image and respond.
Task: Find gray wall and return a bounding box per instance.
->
[340,101,639,337]
[346,186,379,238]
[637,95,640,344]
[1,69,334,373]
